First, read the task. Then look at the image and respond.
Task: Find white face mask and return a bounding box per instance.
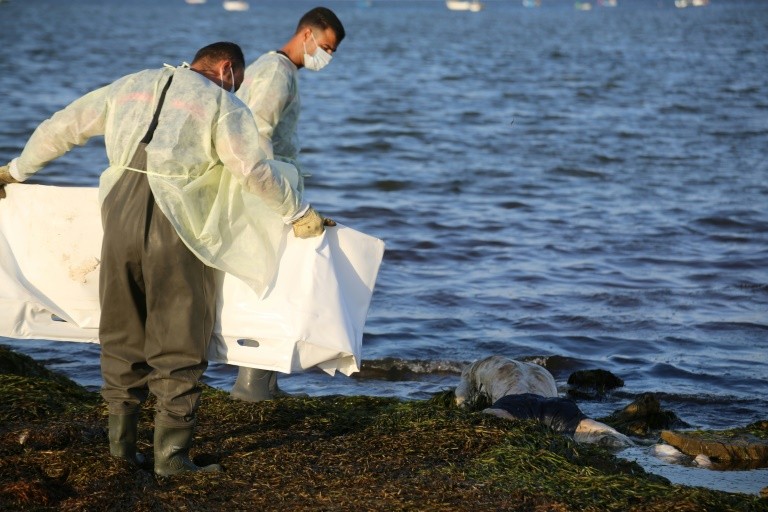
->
[303,32,332,72]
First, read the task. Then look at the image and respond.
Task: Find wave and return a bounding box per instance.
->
[350,355,587,382]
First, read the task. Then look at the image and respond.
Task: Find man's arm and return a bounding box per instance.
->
[11,85,110,182]
[216,105,332,237]
[216,105,301,220]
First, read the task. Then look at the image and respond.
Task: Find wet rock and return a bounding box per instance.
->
[660,429,768,468]
[599,393,688,436]
[566,369,624,399]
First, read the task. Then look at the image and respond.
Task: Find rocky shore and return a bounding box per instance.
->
[1,346,766,511]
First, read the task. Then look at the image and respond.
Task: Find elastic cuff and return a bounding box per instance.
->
[283,203,310,224]
[9,159,26,182]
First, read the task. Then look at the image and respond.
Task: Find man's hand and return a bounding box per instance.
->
[0,165,17,200]
[292,206,336,238]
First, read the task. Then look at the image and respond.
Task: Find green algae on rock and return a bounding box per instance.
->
[661,424,768,469]
[599,392,690,437]
[0,346,99,424]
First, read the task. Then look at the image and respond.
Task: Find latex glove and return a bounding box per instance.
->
[0,165,17,200]
[292,206,336,238]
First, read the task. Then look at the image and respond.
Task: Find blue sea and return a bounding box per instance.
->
[1,0,766,494]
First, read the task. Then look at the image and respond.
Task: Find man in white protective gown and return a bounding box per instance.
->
[232,6,346,401]
[0,42,334,477]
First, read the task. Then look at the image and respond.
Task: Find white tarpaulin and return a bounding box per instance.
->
[0,184,384,376]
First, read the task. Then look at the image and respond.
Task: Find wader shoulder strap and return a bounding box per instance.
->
[140,75,174,144]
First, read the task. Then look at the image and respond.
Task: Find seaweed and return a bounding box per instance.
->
[1,346,766,511]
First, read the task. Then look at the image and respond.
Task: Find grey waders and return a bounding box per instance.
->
[101,76,219,476]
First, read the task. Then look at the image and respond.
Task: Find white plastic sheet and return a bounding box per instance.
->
[0,184,384,376]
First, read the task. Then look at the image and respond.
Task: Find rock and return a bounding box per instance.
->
[661,430,768,468]
[566,369,624,399]
[599,393,689,436]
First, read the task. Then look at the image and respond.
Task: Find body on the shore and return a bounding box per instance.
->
[458,356,633,449]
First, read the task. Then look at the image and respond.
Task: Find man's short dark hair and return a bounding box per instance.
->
[297,7,345,43]
[192,42,245,69]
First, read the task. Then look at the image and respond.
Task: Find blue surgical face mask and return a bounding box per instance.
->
[303,32,332,72]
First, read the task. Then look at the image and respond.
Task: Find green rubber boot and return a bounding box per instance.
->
[108,413,145,465]
[231,367,307,402]
[153,424,221,477]
[230,367,274,402]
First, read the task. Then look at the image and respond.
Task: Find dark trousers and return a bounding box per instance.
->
[99,143,216,428]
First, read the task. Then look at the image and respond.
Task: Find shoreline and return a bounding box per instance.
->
[3,338,765,435]
[1,346,767,510]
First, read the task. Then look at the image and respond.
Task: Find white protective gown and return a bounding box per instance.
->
[9,66,305,296]
[237,52,305,193]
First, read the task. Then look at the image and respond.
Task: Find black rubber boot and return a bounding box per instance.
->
[153,424,221,477]
[108,413,145,465]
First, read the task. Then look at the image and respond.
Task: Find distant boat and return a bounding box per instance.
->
[522,0,541,7]
[223,0,249,11]
[185,0,206,4]
[446,0,484,12]
[598,0,617,6]
[574,1,593,10]
[675,0,709,7]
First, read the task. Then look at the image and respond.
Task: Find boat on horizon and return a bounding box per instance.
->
[522,0,541,7]
[675,0,709,7]
[446,0,484,12]
[223,0,249,11]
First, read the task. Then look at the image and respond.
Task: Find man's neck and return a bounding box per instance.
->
[280,40,304,69]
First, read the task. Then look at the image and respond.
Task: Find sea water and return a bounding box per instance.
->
[1,0,766,495]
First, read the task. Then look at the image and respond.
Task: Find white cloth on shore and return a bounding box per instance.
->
[0,184,384,376]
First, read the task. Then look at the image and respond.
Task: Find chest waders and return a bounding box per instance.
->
[99,76,220,474]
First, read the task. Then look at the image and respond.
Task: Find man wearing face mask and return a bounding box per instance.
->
[0,42,331,476]
[232,6,346,402]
